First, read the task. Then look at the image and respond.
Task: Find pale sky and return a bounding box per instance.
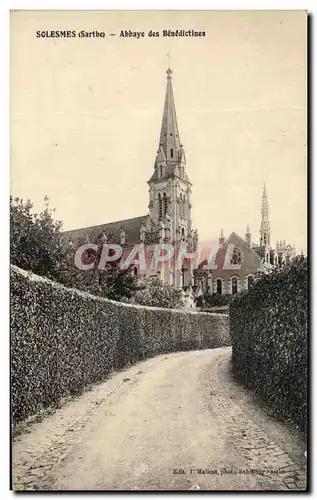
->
[11,10,307,252]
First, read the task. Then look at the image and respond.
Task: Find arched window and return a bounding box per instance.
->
[232,277,238,294]
[247,276,254,289]
[158,193,163,220]
[230,247,242,266]
[181,195,186,218]
[160,165,163,178]
[216,279,222,295]
[180,194,184,218]
[170,148,174,158]
[163,192,168,216]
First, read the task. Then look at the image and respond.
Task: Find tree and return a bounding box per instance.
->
[195,291,236,308]
[133,277,184,309]
[10,196,140,302]
[10,196,71,282]
[102,267,139,302]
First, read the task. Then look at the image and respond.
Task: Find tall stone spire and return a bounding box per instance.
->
[146,67,196,288]
[149,68,189,183]
[159,67,181,162]
[260,183,271,247]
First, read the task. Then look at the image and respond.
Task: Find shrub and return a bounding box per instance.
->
[133,277,184,309]
[230,256,308,433]
[196,292,238,308]
[11,265,230,424]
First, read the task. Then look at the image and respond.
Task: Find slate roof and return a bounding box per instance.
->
[253,246,266,258]
[64,215,148,246]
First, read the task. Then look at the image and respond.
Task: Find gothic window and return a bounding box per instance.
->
[180,194,185,219]
[181,267,186,287]
[230,247,242,265]
[180,194,184,218]
[170,148,174,158]
[216,279,222,295]
[232,277,238,294]
[158,193,163,220]
[247,275,254,289]
[160,165,163,178]
[163,192,168,216]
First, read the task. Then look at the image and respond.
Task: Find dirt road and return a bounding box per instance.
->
[12,347,307,491]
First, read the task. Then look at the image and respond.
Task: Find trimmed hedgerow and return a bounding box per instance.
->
[230,256,308,433]
[11,265,230,424]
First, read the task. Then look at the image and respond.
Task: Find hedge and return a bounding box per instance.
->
[11,265,230,424]
[230,257,308,433]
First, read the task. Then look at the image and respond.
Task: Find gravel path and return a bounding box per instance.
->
[12,347,307,491]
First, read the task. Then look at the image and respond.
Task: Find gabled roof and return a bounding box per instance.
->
[64,215,148,246]
[196,231,263,271]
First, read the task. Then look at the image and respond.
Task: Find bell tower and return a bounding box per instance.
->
[148,67,193,244]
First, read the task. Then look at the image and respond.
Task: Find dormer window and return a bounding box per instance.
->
[170,148,174,158]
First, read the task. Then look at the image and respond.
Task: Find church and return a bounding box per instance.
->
[65,67,296,298]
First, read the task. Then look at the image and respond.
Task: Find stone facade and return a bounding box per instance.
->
[65,67,197,292]
[64,68,296,298]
